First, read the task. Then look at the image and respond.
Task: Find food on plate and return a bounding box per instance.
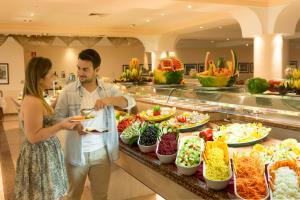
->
[213,122,271,145]
[268,160,300,200]
[247,77,269,94]
[154,57,184,84]
[199,128,213,142]
[176,137,202,167]
[69,114,95,121]
[121,121,141,145]
[115,110,129,121]
[157,133,177,155]
[203,141,230,180]
[168,111,209,130]
[157,121,178,136]
[197,50,238,87]
[234,154,268,199]
[139,106,176,122]
[139,124,159,146]
[250,138,300,164]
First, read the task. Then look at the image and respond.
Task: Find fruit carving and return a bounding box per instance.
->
[154,57,184,84]
[118,58,142,82]
[153,105,161,116]
[197,50,238,87]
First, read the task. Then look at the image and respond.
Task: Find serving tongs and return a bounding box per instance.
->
[80,108,95,117]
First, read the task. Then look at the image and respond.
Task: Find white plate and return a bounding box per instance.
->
[83,128,108,134]
[69,115,96,122]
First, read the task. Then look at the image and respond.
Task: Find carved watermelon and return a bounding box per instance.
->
[197,73,238,87]
[154,70,183,84]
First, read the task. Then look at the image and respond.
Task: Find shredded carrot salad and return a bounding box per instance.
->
[235,156,267,199]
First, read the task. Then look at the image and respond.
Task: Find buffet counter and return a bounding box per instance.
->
[114,84,300,199]
[116,131,280,199]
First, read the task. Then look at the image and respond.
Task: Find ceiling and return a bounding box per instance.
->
[0,0,299,48]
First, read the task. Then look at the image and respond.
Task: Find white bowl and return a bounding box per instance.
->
[176,162,200,176]
[203,161,232,190]
[175,136,203,175]
[156,144,177,164]
[120,134,130,144]
[138,138,157,153]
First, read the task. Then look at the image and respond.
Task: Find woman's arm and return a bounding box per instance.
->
[22,96,75,144]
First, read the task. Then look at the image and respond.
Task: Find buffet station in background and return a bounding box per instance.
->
[113,52,300,199]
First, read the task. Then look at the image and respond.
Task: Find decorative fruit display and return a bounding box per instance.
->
[199,128,213,142]
[153,105,161,116]
[277,80,292,95]
[197,50,238,87]
[213,123,271,146]
[117,58,143,82]
[293,79,300,94]
[203,141,230,181]
[139,124,159,146]
[268,160,300,199]
[154,57,184,84]
[139,106,176,122]
[167,111,209,131]
[157,133,178,155]
[247,77,269,94]
[292,68,300,79]
[268,80,281,92]
[176,137,202,167]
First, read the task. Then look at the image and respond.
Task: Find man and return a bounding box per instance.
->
[55,49,135,200]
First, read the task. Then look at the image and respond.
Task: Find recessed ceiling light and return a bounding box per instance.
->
[226,38,230,41]
[246,43,249,46]
[210,40,214,43]
[30,13,34,17]
[199,26,204,29]
[146,19,151,22]
[160,13,165,16]
[218,26,222,29]
[187,5,192,9]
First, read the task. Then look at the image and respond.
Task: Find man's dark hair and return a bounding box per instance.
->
[78,49,101,69]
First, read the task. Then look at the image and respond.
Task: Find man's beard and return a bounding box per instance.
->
[79,77,94,84]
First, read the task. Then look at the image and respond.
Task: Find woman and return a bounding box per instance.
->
[14,57,80,200]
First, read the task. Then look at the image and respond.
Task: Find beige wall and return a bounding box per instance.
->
[176,46,254,81]
[0,37,25,113]
[24,45,145,81]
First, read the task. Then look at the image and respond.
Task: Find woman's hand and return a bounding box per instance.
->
[60,120,79,130]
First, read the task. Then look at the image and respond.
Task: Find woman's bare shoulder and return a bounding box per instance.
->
[22,96,43,107]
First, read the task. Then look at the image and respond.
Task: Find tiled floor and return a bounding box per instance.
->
[0,115,164,200]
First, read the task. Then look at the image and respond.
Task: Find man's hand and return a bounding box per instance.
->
[94,99,108,110]
[94,97,127,110]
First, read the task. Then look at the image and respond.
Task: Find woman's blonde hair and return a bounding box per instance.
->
[23,57,53,114]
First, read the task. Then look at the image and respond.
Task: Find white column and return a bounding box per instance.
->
[254,34,285,79]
